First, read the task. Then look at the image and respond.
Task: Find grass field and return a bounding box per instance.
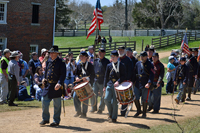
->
[55,36,200,54]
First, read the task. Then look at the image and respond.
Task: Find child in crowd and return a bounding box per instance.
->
[33,66,44,101]
[18,81,34,101]
[64,84,74,100]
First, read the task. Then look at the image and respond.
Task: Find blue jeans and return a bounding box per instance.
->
[104,85,118,119]
[30,76,35,96]
[64,78,74,86]
[24,97,34,101]
[176,82,186,101]
[166,78,174,93]
[42,95,61,124]
[134,86,150,103]
[148,85,162,111]
[91,82,105,111]
[73,92,88,114]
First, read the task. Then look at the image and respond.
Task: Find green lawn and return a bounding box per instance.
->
[55,36,158,53]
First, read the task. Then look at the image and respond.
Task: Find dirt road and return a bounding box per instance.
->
[0,93,200,133]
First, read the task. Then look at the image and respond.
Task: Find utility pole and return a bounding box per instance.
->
[125,0,128,30]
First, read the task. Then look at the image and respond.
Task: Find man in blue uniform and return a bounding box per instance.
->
[104,50,126,123]
[185,48,198,101]
[148,53,164,113]
[73,51,95,118]
[90,48,110,114]
[118,46,133,116]
[126,47,138,68]
[174,57,189,104]
[192,48,199,94]
[147,47,154,62]
[39,46,66,127]
[133,51,154,118]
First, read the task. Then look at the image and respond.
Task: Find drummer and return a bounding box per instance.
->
[104,50,126,123]
[90,48,110,114]
[73,51,95,118]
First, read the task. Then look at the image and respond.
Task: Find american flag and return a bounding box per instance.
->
[181,33,190,55]
[86,0,103,40]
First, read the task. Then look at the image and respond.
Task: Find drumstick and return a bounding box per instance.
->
[73,76,90,84]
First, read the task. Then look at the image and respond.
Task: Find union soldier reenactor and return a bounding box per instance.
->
[39,46,66,127]
[90,48,110,114]
[73,51,95,118]
[148,53,165,113]
[174,57,189,104]
[185,48,198,101]
[103,50,126,123]
[118,46,133,116]
[133,51,154,118]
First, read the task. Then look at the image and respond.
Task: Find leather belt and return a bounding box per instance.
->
[48,80,57,84]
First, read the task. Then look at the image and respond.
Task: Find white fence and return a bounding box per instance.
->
[55,29,200,37]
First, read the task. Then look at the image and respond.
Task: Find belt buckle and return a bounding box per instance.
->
[96,74,99,78]
[140,75,142,77]
[112,79,116,82]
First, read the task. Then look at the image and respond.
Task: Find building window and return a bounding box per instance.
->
[30,44,38,54]
[0,38,7,50]
[32,5,39,24]
[0,2,8,24]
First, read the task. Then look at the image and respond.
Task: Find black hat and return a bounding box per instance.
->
[68,52,73,55]
[111,50,119,56]
[193,48,198,52]
[49,45,59,53]
[180,57,186,61]
[80,51,88,57]
[189,48,193,51]
[148,47,155,52]
[118,46,125,50]
[140,51,148,57]
[152,53,159,57]
[126,48,132,52]
[170,52,176,56]
[99,47,105,52]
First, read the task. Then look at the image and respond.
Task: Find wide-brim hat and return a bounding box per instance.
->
[48,45,59,53]
[3,49,10,55]
[9,51,19,58]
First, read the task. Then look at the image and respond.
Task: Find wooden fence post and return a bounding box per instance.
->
[69,48,71,52]
[114,42,116,50]
[109,29,110,36]
[73,30,75,36]
[134,29,136,36]
[134,41,136,51]
[62,29,64,36]
[175,34,177,44]
[85,29,87,36]
[159,37,161,47]
[195,31,197,40]
[167,36,169,46]
[147,29,149,36]
[125,42,127,48]
[142,40,144,51]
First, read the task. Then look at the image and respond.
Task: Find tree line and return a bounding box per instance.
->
[56,0,200,30]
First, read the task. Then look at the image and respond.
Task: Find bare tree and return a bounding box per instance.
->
[69,0,93,29]
[139,0,183,29]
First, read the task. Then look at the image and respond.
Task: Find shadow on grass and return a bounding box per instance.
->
[47,125,91,131]
[16,103,40,108]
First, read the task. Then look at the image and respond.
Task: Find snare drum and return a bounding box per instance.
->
[115,81,135,105]
[73,81,94,102]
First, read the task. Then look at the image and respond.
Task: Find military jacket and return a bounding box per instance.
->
[134,60,154,89]
[42,57,66,99]
[103,61,126,87]
[94,57,110,84]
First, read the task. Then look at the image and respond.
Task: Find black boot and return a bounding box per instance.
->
[133,100,142,117]
[142,102,148,118]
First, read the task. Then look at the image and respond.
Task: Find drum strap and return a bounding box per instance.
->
[81,61,88,75]
[112,61,120,73]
